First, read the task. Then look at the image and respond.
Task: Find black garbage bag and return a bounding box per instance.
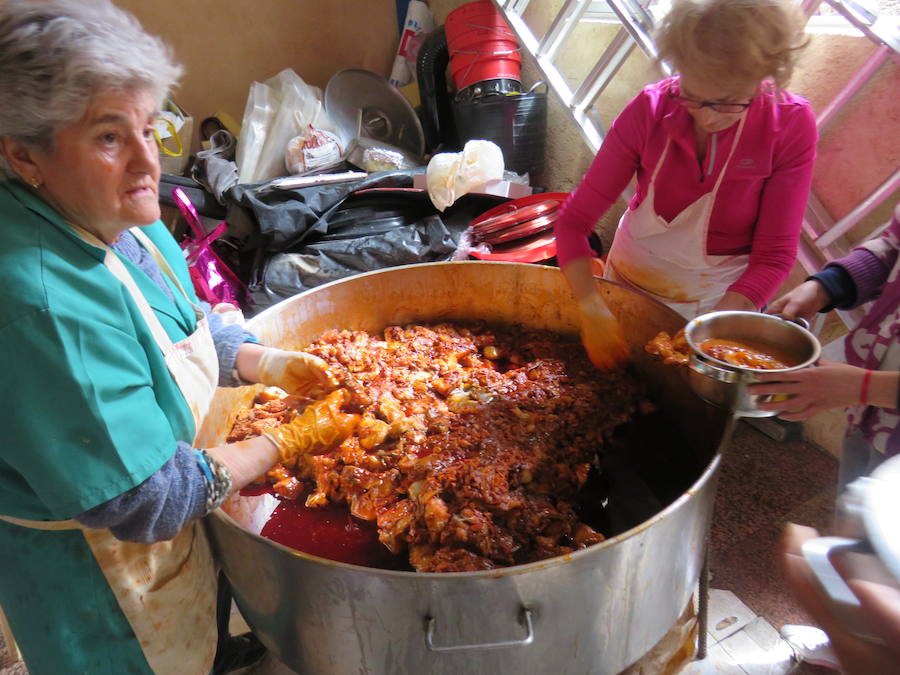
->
[229,171,506,313]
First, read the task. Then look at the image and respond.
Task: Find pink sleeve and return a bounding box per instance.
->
[553,93,647,267]
[727,103,818,308]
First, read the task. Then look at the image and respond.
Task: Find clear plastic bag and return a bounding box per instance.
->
[236,69,338,184]
[235,81,278,185]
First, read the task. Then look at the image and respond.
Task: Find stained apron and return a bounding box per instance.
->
[605,114,749,319]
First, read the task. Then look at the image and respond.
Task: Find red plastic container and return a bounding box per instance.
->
[444,0,516,41]
[445,0,521,90]
[450,51,521,90]
[467,192,569,263]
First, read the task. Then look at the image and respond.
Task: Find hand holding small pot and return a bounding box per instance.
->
[766,280,831,323]
[748,359,868,421]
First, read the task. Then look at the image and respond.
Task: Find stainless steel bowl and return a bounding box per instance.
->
[684,311,821,417]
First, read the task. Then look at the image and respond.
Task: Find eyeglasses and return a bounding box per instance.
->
[667,86,752,114]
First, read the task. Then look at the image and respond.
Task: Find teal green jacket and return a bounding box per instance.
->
[0,180,200,674]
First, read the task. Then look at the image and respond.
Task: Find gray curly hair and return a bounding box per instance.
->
[0,0,183,178]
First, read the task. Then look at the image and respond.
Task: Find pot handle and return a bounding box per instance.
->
[775,315,810,331]
[801,536,886,645]
[425,607,534,652]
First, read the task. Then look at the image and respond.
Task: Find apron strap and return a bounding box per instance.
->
[129,227,199,314]
[649,137,673,185]
[0,514,80,530]
[709,113,747,195]
[68,224,176,351]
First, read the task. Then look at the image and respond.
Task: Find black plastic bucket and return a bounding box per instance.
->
[452,88,548,176]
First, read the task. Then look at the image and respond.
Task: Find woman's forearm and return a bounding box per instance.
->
[713,290,757,312]
[206,435,279,491]
[560,257,601,303]
[868,369,900,410]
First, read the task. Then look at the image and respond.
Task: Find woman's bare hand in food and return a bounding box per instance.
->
[767,280,830,322]
[748,360,865,420]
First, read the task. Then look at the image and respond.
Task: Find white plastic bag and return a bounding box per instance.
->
[236,68,339,184]
[235,82,278,184]
[426,139,505,211]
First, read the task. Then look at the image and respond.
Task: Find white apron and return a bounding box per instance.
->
[605,114,749,319]
[0,225,220,674]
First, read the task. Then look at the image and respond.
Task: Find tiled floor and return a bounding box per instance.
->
[709,421,839,630]
[0,420,841,675]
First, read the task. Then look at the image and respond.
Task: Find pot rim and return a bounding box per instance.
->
[684,310,821,375]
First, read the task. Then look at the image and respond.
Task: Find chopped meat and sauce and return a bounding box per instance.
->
[645,331,793,370]
[645,329,691,365]
[229,322,647,573]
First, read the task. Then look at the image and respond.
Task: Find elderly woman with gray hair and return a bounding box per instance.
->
[0,2,336,673]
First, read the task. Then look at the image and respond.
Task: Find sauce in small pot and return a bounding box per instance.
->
[698,338,796,370]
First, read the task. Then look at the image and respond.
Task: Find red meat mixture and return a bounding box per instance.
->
[228,322,647,573]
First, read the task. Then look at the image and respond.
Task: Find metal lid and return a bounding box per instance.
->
[325,69,425,158]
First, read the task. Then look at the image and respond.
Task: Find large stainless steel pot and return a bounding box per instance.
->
[196,262,733,675]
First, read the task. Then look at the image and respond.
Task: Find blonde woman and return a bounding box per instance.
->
[554,0,816,322]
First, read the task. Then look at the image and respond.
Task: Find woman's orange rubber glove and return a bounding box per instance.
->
[577,293,630,370]
[264,389,360,467]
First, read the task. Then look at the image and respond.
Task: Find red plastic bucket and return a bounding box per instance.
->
[445,0,516,41]
[445,0,521,90]
[451,55,521,91]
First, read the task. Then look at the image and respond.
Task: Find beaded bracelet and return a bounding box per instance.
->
[194,448,233,513]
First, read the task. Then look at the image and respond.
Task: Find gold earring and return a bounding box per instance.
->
[29,178,41,189]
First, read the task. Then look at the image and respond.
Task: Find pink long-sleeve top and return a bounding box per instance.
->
[554,77,818,308]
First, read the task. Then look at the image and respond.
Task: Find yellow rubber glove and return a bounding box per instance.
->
[264,389,360,467]
[257,348,338,398]
[577,293,630,370]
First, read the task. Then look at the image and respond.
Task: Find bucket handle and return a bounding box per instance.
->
[425,607,534,651]
[527,80,548,95]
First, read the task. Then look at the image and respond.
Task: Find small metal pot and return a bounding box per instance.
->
[684,311,821,418]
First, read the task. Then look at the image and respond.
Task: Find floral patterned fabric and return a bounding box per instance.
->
[830,211,900,455]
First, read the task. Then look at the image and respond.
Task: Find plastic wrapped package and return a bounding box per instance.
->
[284,125,344,175]
[425,139,504,211]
